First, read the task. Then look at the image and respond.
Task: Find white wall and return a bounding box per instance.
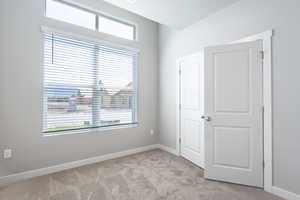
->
[158,0,300,195]
[0,0,158,177]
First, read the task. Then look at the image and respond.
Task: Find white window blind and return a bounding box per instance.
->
[42,31,138,134]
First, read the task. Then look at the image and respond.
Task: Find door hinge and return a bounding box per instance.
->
[179,104,181,110]
[263,161,265,169]
[179,138,182,144]
[260,51,264,60]
[179,69,182,75]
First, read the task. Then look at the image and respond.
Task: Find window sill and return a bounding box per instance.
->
[42,123,139,137]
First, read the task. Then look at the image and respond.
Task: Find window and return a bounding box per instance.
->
[45,0,136,40]
[98,16,135,40]
[46,0,96,30]
[42,32,138,134]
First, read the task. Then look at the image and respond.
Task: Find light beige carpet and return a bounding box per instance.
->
[0,149,283,200]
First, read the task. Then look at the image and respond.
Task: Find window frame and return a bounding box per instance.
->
[45,0,137,41]
[41,27,140,136]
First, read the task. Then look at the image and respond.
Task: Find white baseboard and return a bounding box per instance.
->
[157,144,179,156]
[272,186,300,200]
[0,144,159,187]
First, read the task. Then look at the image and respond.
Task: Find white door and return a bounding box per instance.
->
[179,53,205,168]
[203,40,264,187]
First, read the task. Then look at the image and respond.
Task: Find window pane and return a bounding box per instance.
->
[98,50,135,125]
[45,87,93,132]
[46,0,96,30]
[43,34,96,132]
[98,16,135,40]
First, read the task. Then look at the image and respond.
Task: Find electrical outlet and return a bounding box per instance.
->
[4,149,12,159]
[150,129,154,135]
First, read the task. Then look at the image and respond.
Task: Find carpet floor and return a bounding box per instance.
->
[0,149,283,200]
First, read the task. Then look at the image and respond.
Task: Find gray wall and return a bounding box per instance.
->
[0,0,158,177]
[158,0,300,195]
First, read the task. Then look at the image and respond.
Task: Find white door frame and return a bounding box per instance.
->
[176,30,273,192]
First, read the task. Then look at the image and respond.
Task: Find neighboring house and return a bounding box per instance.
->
[46,86,80,101]
[101,82,134,109]
[46,82,134,110]
[46,86,80,110]
[101,91,133,109]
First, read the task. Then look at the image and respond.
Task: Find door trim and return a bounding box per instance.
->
[176,30,273,192]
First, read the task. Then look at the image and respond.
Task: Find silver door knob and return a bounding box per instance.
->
[201,115,211,122]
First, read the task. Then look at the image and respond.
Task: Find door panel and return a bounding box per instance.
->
[180,53,204,168]
[181,60,200,110]
[183,119,201,152]
[214,127,250,169]
[204,40,263,187]
[214,50,250,113]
